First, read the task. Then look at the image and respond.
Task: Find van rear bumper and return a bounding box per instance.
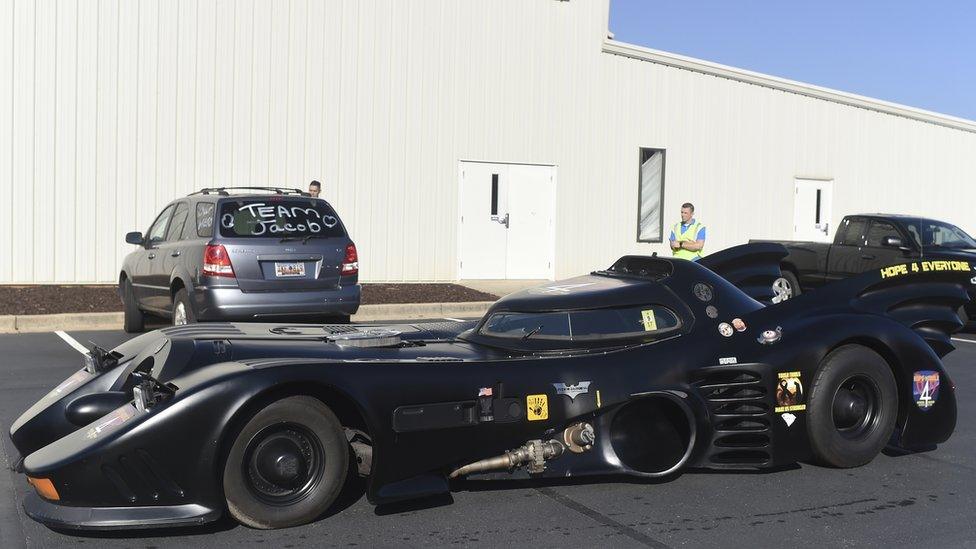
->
[192,284,361,320]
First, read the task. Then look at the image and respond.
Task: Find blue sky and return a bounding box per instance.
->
[608,1,976,121]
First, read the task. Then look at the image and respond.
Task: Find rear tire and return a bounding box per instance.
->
[807,345,897,468]
[223,396,348,529]
[122,279,145,333]
[172,289,196,326]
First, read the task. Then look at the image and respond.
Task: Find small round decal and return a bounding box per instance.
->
[705,305,719,319]
[693,283,713,303]
[718,323,734,337]
[732,318,746,332]
[758,327,783,345]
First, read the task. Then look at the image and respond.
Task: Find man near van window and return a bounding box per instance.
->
[308,180,322,198]
[669,202,706,261]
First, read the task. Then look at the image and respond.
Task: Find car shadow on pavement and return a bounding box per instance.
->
[47,449,371,538]
[50,516,239,539]
[881,444,937,458]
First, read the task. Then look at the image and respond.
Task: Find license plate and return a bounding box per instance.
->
[275,262,306,278]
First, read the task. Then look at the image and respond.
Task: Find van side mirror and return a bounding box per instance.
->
[125,231,145,246]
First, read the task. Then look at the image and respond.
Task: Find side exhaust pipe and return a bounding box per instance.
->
[449,423,594,479]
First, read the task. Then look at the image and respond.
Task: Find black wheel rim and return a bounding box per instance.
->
[242,422,325,505]
[830,375,881,440]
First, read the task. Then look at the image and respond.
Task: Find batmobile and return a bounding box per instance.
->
[9,244,974,530]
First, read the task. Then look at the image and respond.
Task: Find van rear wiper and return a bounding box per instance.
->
[279,235,330,244]
[301,234,330,244]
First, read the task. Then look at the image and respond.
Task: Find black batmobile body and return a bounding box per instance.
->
[9,244,975,530]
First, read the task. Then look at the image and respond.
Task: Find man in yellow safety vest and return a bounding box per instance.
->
[669,202,706,261]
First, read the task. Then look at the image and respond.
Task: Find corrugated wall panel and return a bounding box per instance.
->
[11,0,35,283]
[0,0,12,281]
[2,0,976,284]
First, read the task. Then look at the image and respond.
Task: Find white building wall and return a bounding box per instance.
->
[1,0,975,284]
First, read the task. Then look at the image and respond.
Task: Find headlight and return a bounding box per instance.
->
[83,352,97,374]
[130,371,176,413]
[84,345,120,374]
[132,383,150,413]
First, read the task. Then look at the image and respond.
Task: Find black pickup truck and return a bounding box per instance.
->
[755,214,976,322]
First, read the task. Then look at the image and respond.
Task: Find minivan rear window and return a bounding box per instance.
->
[218,199,345,238]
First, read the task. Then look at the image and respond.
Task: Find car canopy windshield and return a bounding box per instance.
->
[905,219,976,249]
[480,305,680,342]
[218,198,345,238]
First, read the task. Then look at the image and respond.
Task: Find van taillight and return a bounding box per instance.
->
[341,243,359,276]
[203,244,235,278]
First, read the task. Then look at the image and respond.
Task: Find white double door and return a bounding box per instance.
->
[793,178,834,242]
[458,162,555,279]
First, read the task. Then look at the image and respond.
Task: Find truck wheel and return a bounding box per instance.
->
[223,396,348,529]
[172,289,196,326]
[772,271,801,303]
[122,279,145,333]
[806,345,897,468]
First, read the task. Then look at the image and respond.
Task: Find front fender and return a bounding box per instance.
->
[22,361,260,510]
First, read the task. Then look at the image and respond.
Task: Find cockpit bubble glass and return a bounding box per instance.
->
[481,305,680,341]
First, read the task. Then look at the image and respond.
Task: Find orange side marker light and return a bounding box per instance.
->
[27,477,60,501]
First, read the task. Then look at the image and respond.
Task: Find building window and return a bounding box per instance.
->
[637,148,665,242]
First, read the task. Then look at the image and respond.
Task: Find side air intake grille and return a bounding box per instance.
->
[692,366,772,467]
[103,449,185,504]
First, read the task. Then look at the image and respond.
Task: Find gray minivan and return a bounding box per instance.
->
[119,187,360,332]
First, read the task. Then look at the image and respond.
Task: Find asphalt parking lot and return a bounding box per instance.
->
[2,326,976,548]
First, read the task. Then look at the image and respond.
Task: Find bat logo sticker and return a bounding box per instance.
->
[553,381,592,400]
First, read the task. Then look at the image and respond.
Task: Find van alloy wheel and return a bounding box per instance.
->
[174,302,188,325]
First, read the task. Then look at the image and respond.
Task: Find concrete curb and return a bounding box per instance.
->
[0,301,495,334]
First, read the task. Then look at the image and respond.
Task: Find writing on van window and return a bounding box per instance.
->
[197,208,214,229]
[220,203,339,236]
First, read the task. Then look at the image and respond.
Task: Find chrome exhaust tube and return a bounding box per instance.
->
[449,423,593,478]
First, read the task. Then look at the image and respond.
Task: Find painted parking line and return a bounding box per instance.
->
[54,331,89,355]
[952,337,976,344]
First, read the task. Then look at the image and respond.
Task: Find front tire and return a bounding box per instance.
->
[807,345,897,468]
[122,279,145,333]
[223,396,348,529]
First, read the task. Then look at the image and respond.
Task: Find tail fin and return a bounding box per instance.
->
[699,243,788,304]
[810,260,973,357]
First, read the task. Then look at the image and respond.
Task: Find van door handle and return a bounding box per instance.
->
[148,253,156,260]
[861,254,875,260]
[170,251,181,257]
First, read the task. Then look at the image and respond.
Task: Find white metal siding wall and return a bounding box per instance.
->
[596,54,976,266]
[2,0,975,284]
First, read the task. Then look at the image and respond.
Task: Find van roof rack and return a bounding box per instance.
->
[188,187,310,197]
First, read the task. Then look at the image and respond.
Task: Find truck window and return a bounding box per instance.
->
[865,221,900,247]
[839,218,868,246]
